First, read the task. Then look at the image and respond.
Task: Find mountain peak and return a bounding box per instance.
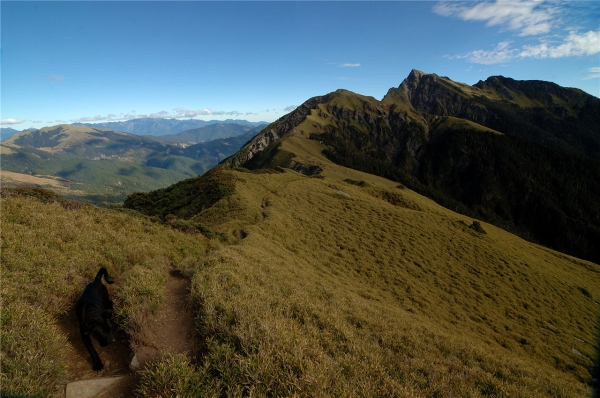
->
[407,68,427,81]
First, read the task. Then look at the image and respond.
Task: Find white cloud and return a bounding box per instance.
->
[449,29,600,64]
[70,108,246,123]
[1,118,25,125]
[583,66,600,80]
[283,105,296,112]
[71,115,111,123]
[328,62,361,67]
[48,75,64,82]
[519,30,600,58]
[434,0,557,36]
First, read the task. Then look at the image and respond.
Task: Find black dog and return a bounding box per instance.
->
[76,267,116,371]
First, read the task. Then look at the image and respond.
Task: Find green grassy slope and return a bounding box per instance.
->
[3,138,599,395]
[0,147,195,203]
[125,134,599,397]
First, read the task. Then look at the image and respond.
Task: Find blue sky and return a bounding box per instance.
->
[2,1,599,130]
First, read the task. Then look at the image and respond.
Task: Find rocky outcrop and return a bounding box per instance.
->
[289,160,322,176]
[243,128,281,162]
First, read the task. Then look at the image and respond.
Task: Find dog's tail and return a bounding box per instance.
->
[95,267,115,284]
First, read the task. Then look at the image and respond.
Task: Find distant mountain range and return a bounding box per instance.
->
[155,122,267,144]
[222,70,600,263]
[1,127,22,141]
[0,123,263,202]
[74,118,268,137]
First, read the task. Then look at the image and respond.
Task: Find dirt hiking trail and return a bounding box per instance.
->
[59,270,197,397]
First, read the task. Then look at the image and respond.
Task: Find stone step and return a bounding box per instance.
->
[65,376,125,398]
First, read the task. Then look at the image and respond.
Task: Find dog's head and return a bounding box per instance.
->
[88,310,116,346]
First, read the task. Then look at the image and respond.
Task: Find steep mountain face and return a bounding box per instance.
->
[392,70,600,159]
[221,70,600,263]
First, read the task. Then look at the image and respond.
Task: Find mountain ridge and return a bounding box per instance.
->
[219,70,600,263]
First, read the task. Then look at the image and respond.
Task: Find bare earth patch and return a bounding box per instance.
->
[1,170,68,188]
[134,270,198,362]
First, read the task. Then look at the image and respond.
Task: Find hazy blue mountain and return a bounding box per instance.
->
[74,118,268,137]
[155,123,267,144]
[174,125,263,160]
[1,128,21,141]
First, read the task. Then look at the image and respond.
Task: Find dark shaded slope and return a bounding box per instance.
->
[391,70,600,159]
[123,167,235,221]
[314,106,600,263]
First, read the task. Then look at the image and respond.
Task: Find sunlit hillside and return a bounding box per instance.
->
[132,132,598,396]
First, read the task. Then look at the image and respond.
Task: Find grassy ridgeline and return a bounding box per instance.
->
[138,168,597,397]
[0,189,208,397]
[2,162,599,396]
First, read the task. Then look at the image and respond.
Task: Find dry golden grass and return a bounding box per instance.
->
[172,159,598,396]
[1,170,69,189]
[0,192,208,396]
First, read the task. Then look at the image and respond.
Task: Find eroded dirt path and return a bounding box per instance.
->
[59,270,197,397]
[134,270,198,361]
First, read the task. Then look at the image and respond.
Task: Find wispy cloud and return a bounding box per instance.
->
[334,76,364,81]
[328,62,361,68]
[434,0,558,36]
[283,105,296,112]
[70,108,249,123]
[451,41,517,64]
[48,75,64,82]
[1,118,25,125]
[452,29,600,65]
[583,67,600,80]
[436,1,600,65]
[519,30,600,58]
